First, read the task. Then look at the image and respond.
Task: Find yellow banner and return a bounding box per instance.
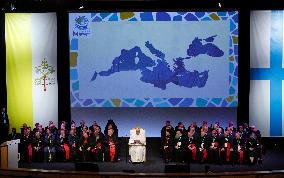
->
[5,13,33,132]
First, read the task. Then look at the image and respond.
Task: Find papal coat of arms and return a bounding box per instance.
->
[34,58,56,91]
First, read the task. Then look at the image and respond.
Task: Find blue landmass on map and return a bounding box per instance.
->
[90,35,224,90]
[186,35,224,58]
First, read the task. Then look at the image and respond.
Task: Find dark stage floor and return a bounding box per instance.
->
[19,138,284,173]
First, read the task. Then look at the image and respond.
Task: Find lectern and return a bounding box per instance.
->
[0,139,20,169]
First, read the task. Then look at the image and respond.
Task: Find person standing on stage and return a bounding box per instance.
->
[161,129,174,163]
[20,127,33,163]
[186,128,198,163]
[68,128,79,161]
[90,126,105,161]
[104,119,118,137]
[197,129,209,163]
[220,130,233,164]
[77,120,87,138]
[56,129,70,161]
[32,131,44,162]
[8,128,20,140]
[44,127,56,162]
[246,131,258,165]
[231,132,245,164]
[174,129,186,163]
[104,119,120,160]
[79,131,91,161]
[0,107,9,143]
[104,128,118,162]
[175,122,187,136]
[161,121,175,138]
[89,120,98,133]
[208,129,220,164]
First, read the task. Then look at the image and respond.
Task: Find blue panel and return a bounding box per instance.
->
[230,20,236,32]
[71,39,78,50]
[100,13,111,19]
[196,98,208,107]
[140,12,154,21]
[229,87,235,95]
[145,102,153,107]
[156,12,171,21]
[156,102,171,107]
[270,11,283,136]
[168,98,183,106]
[70,69,78,80]
[184,13,199,21]
[195,12,205,18]
[212,98,222,105]
[173,15,183,21]
[124,99,135,103]
[179,98,194,107]
[95,99,105,104]
[72,81,79,91]
[83,99,93,106]
[91,13,97,18]
[109,13,118,21]
[217,12,227,16]
[102,101,113,107]
[134,100,145,107]
[129,17,137,21]
[232,14,238,23]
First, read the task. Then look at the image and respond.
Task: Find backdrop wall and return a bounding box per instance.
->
[71,107,237,137]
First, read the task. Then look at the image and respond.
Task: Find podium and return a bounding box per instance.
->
[0,139,20,169]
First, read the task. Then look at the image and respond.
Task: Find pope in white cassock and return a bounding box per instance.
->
[128,127,146,163]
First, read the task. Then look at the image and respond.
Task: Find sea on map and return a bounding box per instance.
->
[90,35,224,90]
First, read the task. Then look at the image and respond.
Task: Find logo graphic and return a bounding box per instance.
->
[73,16,91,37]
[75,16,89,30]
[34,58,56,92]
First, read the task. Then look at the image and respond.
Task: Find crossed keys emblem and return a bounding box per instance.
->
[34,58,56,92]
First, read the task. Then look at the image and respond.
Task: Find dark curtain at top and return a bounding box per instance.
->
[237,8,250,126]
[57,11,71,128]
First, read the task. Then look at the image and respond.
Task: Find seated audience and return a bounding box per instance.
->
[90,126,105,161]
[161,129,174,163]
[79,131,91,161]
[44,127,56,162]
[56,129,70,161]
[68,128,79,161]
[129,127,146,163]
[104,128,118,162]
[32,131,44,162]
[12,120,263,166]
[174,129,186,163]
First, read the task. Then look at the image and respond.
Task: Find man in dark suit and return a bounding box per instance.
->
[0,107,9,143]
[8,128,20,140]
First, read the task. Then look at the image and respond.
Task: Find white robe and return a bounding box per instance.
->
[128,129,146,163]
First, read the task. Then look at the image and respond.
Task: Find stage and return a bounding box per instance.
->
[18,138,284,173]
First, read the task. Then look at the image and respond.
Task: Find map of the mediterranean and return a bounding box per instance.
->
[90,35,224,90]
[74,19,230,99]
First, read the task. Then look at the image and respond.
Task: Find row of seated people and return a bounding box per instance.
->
[10,119,263,165]
[161,121,263,165]
[16,119,119,163]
